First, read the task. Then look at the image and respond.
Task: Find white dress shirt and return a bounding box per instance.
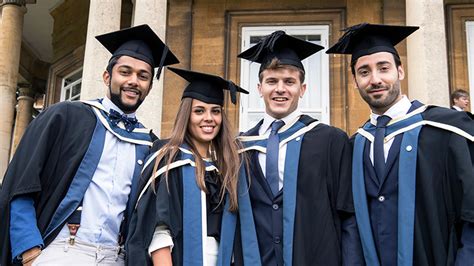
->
[369,95,411,164]
[258,110,302,190]
[57,97,137,246]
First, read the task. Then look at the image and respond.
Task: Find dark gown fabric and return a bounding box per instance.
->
[0,102,97,266]
[0,100,156,266]
[412,107,474,265]
[352,104,474,266]
[125,141,224,266]
[234,115,355,266]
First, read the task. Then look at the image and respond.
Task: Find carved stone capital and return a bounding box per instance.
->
[17,84,35,98]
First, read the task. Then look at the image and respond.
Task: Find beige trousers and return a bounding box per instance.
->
[32,238,124,266]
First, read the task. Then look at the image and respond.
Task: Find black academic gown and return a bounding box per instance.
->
[412,106,474,265]
[234,115,356,266]
[0,102,96,266]
[352,104,474,265]
[0,101,156,266]
[125,141,224,266]
[450,106,474,118]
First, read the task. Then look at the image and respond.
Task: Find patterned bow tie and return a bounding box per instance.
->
[108,109,138,132]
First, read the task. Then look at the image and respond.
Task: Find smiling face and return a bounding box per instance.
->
[187,99,222,156]
[353,52,404,114]
[103,55,153,113]
[258,67,306,119]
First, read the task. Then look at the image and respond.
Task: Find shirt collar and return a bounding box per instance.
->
[102,96,136,118]
[259,109,302,135]
[370,95,411,125]
[452,105,463,111]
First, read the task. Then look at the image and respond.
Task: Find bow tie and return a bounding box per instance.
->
[108,109,138,132]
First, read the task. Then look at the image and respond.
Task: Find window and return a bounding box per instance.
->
[467,21,474,110]
[46,44,84,106]
[60,69,82,101]
[239,25,330,131]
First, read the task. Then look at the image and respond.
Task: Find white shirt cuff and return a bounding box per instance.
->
[148,225,174,255]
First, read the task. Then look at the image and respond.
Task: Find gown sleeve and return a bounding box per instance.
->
[0,103,76,265]
[331,129,365,265]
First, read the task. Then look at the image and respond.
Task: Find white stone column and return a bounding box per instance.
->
[131,0,168,136]
[0,0,26,179]
[80,0,122,101]
[406,0,450,106]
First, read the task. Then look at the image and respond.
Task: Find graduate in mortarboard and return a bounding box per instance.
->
[125,67,248,266]
[327,23,474,265]
[235,30,362,266]
[0,24,179,265]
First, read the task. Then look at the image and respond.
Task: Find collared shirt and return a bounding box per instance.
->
[258,110,302,190]
[57,97,137,246]
[452,105,463,111]
[368,95,411,164]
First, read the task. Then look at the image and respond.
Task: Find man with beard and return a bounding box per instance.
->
[327,23,474,265]
[0,24,178,265]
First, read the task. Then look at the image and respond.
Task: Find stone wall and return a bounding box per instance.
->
[50,0,90,63]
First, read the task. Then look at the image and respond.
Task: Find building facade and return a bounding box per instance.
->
[0,0,473,180]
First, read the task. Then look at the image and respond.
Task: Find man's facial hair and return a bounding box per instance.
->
[108,84,144,113]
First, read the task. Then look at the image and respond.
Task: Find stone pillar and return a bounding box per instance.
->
[80,0,122,101]
[0,0,26,178]
[11,84,35,155]
[131,0,168,136]
[160,1,192,138]
[406,0,450,106]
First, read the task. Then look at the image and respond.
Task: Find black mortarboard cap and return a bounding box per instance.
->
[96,24,179,79]
[326,23,419,63]
[238,30,324,73]
[168,67,249,105]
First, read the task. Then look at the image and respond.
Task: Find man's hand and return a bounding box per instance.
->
[21,246,41,266]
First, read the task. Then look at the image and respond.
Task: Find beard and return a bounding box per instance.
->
[109,85,144,113]
[360,81,401,111]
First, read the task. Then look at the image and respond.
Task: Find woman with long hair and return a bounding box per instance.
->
[125,67,248,266]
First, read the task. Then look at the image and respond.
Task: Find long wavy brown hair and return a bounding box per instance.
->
[151,97,241,211]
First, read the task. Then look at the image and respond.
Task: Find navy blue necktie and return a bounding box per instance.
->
[373,115,391,181]
[266,120,285,196]
[108,109,138,132]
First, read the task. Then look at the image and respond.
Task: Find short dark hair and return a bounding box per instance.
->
[351,53,402,76]
[106,56,120,74]
[451,89,469,104]
[259,58,305,83]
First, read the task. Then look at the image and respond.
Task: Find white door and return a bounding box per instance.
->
[239,25,330,131]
